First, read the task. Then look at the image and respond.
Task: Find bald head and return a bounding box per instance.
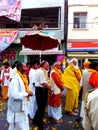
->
[53,61,62,69]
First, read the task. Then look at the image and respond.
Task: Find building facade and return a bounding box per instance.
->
[0,0,66,64]
[67,0,98,61]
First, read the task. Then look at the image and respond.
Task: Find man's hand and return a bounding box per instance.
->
[48,87,54,94]
[28,91,33,96]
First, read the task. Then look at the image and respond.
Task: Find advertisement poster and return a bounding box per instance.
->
[0,0,21,22]
[0,29,19,52]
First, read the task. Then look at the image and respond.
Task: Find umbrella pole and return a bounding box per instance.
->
[39,51,41,63]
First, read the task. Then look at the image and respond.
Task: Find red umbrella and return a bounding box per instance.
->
[20,32,60,50]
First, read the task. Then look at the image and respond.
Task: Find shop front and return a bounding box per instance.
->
[67,41,98,67]
[67,42,98,59]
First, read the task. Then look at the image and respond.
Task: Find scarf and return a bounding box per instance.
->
[89,71,98,88]
[87,68,97,73]
[51,66,63,82]
[70,64,82,82]
[51,66,62,76]
[2,67,10,85]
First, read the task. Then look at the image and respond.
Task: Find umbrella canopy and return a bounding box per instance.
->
[20,32,60,50]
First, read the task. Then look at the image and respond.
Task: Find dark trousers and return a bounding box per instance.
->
[33,87,48,129]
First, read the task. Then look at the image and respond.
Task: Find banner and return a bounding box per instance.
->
[0,29,19,52]
[0,0,21,22]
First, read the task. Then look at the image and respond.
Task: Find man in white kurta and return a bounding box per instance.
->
[29,68,37,119]
[7,62,32,130]
[28,59,39,119]
[82,89,98,130]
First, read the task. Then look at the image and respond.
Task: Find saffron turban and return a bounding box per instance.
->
[83,61,90,68]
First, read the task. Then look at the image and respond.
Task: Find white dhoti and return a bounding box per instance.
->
[80,101,84,118]
[8,115,29,130]
[7,110,29,130]
[28,95,37,119]
[48,105,62,120]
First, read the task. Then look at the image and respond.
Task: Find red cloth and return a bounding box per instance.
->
[26,67,30,79]
[48,93,61,107]
[89,72,98,88]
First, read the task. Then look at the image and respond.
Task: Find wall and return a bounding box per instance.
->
[68,4,98,41]
[22,0,64,9]
[68,0,98,5]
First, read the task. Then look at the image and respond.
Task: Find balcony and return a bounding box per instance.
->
[0,7,63,42]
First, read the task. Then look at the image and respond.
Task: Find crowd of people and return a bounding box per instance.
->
[0,58,98,130]
[32,23,49,31]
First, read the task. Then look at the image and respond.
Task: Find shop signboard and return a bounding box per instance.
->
[67,42,98,52]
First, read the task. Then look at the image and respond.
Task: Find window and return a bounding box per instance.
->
[21,7,59,28]
[73,12,87,29]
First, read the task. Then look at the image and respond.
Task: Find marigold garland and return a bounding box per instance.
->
[87,68,97,73]
[17,70,30,101]
[51,66,64,84]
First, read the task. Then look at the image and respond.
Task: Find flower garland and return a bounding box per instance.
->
[51,66,62,76]
[51,66,64,85]
[16,70,30,101]
[87,68,97,73]
[40,67,51,85]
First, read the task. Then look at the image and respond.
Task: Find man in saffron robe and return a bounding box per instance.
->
[62,58,82,116]
[48,61,64,124]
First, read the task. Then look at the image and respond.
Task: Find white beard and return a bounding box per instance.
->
[73,65,79,69]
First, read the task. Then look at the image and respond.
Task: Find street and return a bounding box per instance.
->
[0,96,84,130]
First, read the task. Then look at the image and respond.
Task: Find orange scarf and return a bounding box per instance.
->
[87,68,97,73]
[89,70,98,88]
[70,64,82,82]
[17,70,30,101]
[51,66,64,85]
[51,66,62,77]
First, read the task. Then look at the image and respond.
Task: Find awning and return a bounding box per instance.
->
[67,42,98,52]
[68,53,98,59]
[19,49,63,55]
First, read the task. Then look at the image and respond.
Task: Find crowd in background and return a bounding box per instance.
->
[0,57,98,130]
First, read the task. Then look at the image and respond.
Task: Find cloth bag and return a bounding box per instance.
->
[10,98,23,113]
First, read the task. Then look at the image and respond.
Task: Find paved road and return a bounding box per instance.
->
[0,97,84,130]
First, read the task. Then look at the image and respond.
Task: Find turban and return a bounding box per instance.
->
[83,61,90,68]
